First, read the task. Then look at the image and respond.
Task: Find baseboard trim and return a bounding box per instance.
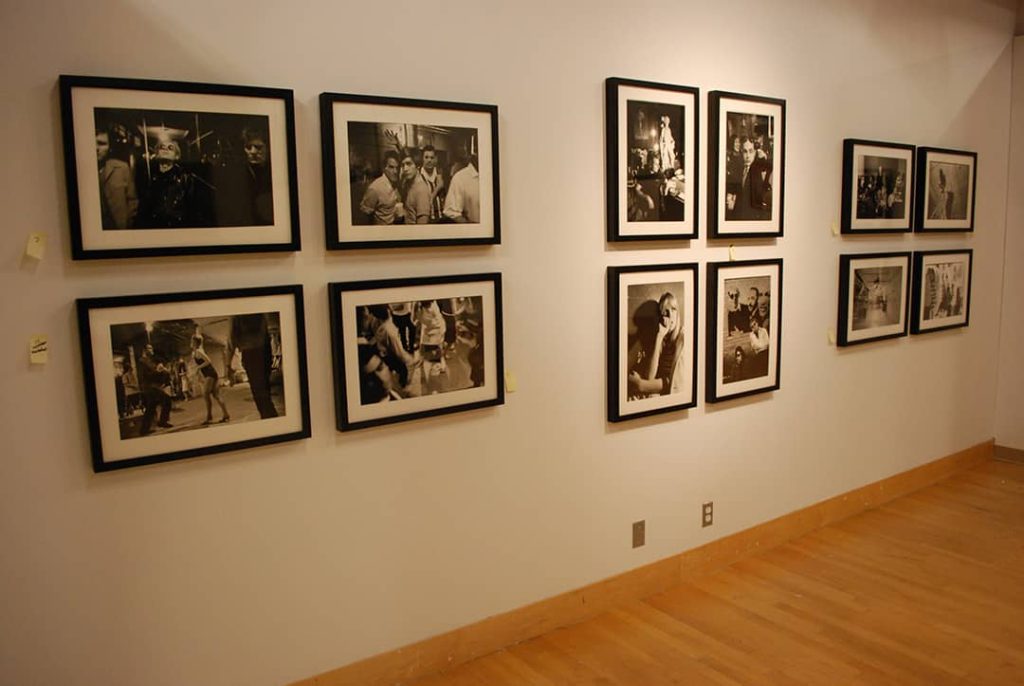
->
[292,439,993,686]
[995,444,1024,463]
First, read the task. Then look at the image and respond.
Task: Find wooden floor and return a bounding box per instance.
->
[410,459,1024,685]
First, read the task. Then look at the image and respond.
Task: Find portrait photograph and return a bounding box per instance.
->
[60,75,300,259]
[911,250,973,334]
[77,285,311,472]
[321,93,499,249]
[915,147,976,232]
[607,264,698,422]
[605,78,699,241]
[837,253,911,346]
[841,140,914,233]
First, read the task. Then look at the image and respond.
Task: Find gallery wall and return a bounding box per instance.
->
[0,1,1016,685]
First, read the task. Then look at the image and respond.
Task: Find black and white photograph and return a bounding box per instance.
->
[915,147,976,232]
[706,259,782,402]
[911,250,972,334]
[709,91,785,238]
[321,93,499,249]
[841,140,914,233]
[605,78,698,240]
[60,75,299,259]
[837,253,911,346]
[607,264,698,422]
[77,286,311,471]
[329,274,503,430]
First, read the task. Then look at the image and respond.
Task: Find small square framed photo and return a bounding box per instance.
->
[911,250,972,334]
[706,259,783,403]
[607,263,699,422]
[320,93,500,250]
[841,140,914,233]
[60,75,300,259]
[837,252,911,346]
[329,273,503,431]
[915,147,977,232]
[77,285,311,472]
[605,78,699,241]
[708,91,785,238]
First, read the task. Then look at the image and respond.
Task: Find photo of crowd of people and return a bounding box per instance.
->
[624,282,688,400]
[724,112,775,221]
[927,161,970,221]
[851,266,904,331]
[624,100,686,222]
[722,276,772,384]
[856,156,907,220]
[922,260,967,321]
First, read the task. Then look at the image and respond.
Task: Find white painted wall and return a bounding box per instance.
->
[0,1,1015,684]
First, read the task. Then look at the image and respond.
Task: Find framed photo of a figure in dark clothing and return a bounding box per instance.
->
[708,91,785,238]
[328,273,504,431]
[914,148,977,232]
[59,75,300,259]
[841,140,915,233]
[76,285,311,472]
[607,263,698,422]
[320,92,500,250]
[910,250,972,334]
[605,78,699,241]
[837,252,911,346]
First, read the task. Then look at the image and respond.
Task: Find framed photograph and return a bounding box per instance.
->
[59,75,300,259]
[77,285,311,472]
[841,140,914,233]
[911,250,972,334]
[706,259,783,403]
[607,263,698,422]
[837,252,911,346]
[708,91,785,238]
[915,147,977,232]
[320,92,500,250]
[329,273,503,431]
[605,78,699,241]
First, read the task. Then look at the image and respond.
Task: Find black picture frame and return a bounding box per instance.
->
[914,147,977,232]
[840,139,915,234]
[77,285,311,472]
[837,252,911,346]
[605,78,700,241]
[320,92,500,250]
[329,273,504,431]
[910,249,973,334]
[708,91,786,238]
[706,259,783,403]
[607,263,699,422]
[59,75,300,259]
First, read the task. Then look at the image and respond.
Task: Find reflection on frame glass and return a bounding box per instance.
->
[914,147,976,232]
[911,250,972,334]
[841,140,914,234]
[837,252,911,346]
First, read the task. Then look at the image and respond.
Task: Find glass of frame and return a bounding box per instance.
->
[837,252,911,346]
[706,259,783,402]
[329,273,504,431]
[911,250,972,334]
[59,75,300,259]
[708,91,786,238]
[605,78,699,241]
[841,140,914,234]
[607,263,699,422]
[320,93,500,250]
[914,147,977,232]
[77,285,311,472]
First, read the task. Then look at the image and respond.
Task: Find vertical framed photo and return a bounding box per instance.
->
[607,263,698,422]
[708,91,785,238]
[320,93,500,250]
[77,285,311,472]
[329,273,503,431]
[837,252,911,346]
[59,75,300,259]
[841,140,914,233]
[605,78,699,241]
[706,259,783,403]
[915,147,977,232]
[911,250,972,334]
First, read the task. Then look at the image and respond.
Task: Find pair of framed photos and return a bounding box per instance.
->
[840,140,977,233]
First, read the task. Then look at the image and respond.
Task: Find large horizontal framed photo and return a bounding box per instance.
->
[59,75,300,259]
[607,263,698,422]
[321,93,499,249]
[77,285,311,472]
[706,259,783,403]
[837,252,911,346]
[708,91,785,238]
[911,250,972,334]
[915,147,976,232]
[329,273,503,431]
[605,78,699,241]
[841,139,914,234]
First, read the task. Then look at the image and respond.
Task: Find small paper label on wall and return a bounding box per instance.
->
[505,370,517,393]
[728,245,736,261]
[831,221,839,236]
[827,329,836,345]
[30,335,48,364]
[25,233,46,260]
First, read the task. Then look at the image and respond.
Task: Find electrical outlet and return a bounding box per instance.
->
[632,520,646,548]
[702,502,714,528]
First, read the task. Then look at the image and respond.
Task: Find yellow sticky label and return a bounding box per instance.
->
[831,221,839,236]
[30,335,48,364]
[827,329,837,345]
[504,370,517,393]
[728,244,736,262]
[25,233,46,260]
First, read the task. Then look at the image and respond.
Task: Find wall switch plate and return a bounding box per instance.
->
[702,502,714,528]
[632,520,645,548]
